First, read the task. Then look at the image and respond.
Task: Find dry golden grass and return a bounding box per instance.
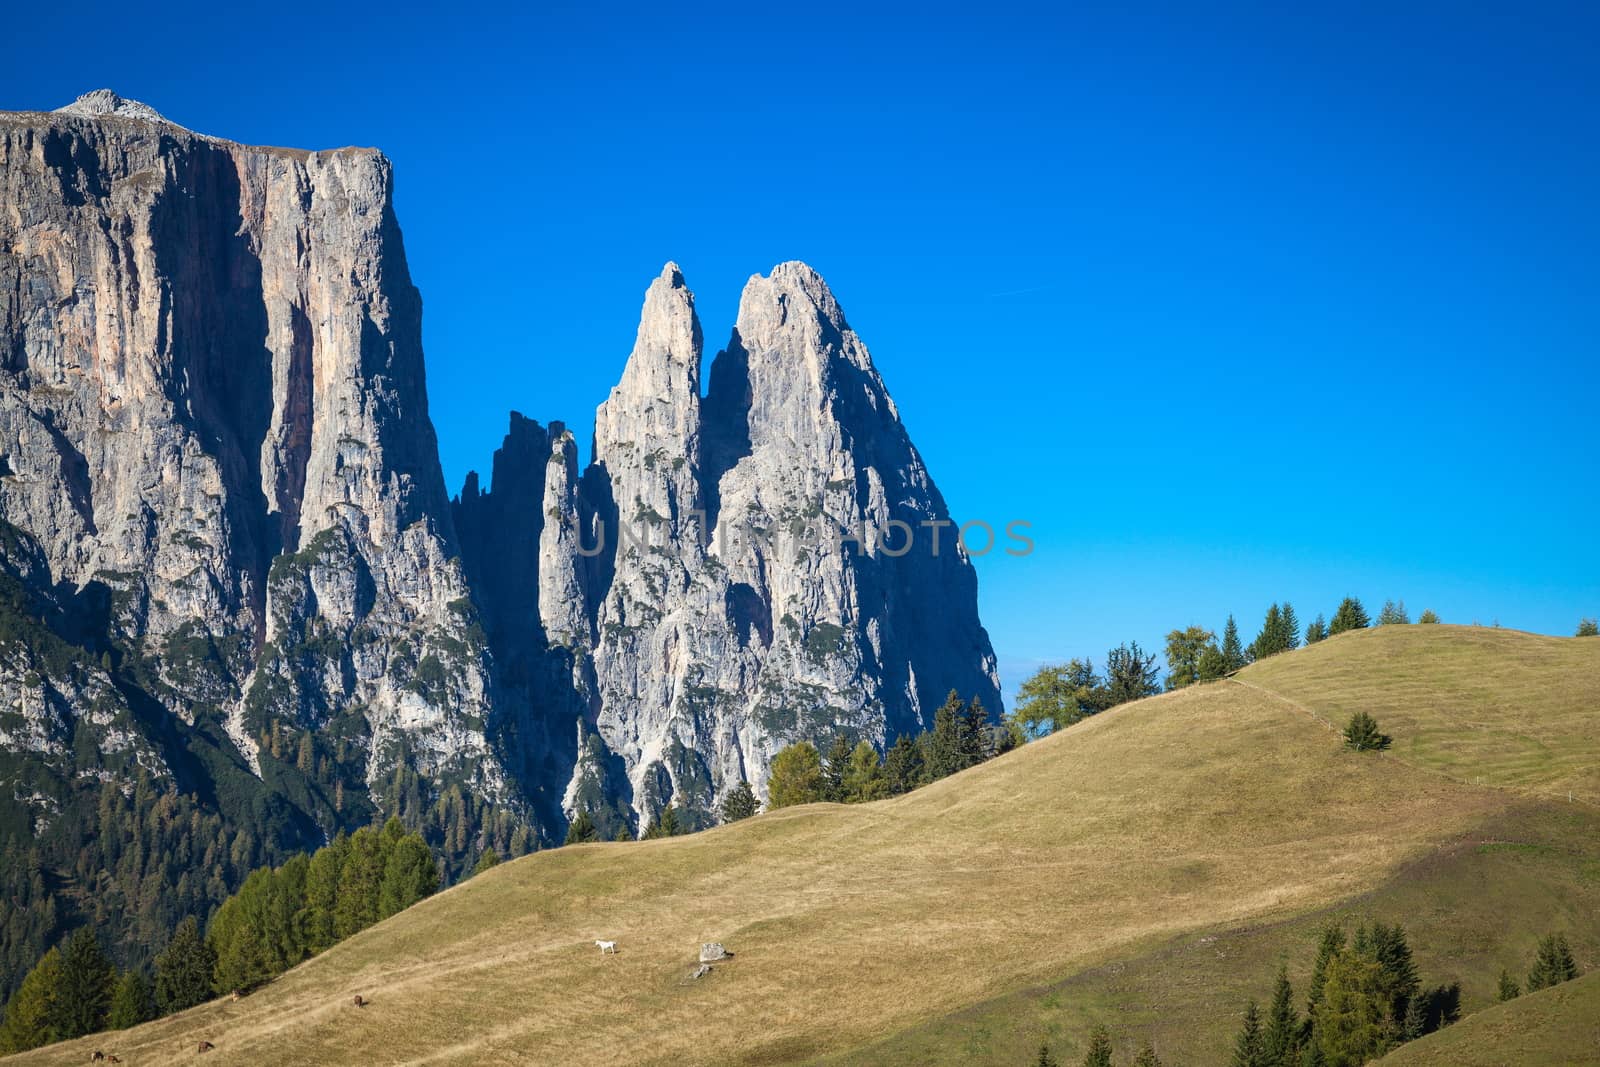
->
[1242,625,1600,804]
[10,626,1589,1066]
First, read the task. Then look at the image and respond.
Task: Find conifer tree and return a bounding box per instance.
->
[154,916,216,1014]
[1304,614,1328,644]
[1312,951,1388,1067]
[301,832,348,954]
[472,848,501,876]
[1197,641,1229,682]
[107,970,154,1029]
[1232,999,1266,1066]
[1306,923,1346,1015]
[1496,969,1520,1001]
[613,823,634,842]
[883,734,924,795]
[53,927,115,1039]
[1082,1025,1114,1067]
[822,733,854,801]
[1264,966,1300,1066]
[1036,1043,1059,1067]
[1222,615,1248,671]
[720,781,760,821]
[378,833,438,918]
[1281,603,1301,650]
[1400,996,1425,1042]
[1133,1041,1164,1067]
[1104,642,1161,705]
[926,691,967,780]
[1418,609,1440,624]
[0,946,61,1052]
[843,740,886,801]
[1527,933,1580,990]
[1579,618,1599,637]
[1328,598,1370,635]
[959,696,991,766]
[767,742,824,808]
[1253,604,1286,660]
[1377,600,1410,625]
[564,811,598,845]
[333,827,384,939]
[643,802,685,839]
[1343,711,1391,752]
[1370,923,1419,1026]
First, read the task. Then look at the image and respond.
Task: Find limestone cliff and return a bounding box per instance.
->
[456,263,1002,832]
[0,92,524,870]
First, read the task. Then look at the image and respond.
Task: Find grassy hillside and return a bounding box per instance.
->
[1241,624,1600,804]
[9,627,1597,1065]
[1376,970,1600,1066]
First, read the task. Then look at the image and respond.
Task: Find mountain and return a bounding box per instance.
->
[0,92,1000,992]
[13,626,1594,1065]
[454,263,1002,834]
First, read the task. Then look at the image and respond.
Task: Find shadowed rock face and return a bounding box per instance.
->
[456,262,1003,832]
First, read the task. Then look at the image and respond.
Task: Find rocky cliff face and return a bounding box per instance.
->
[0,93,1000,965]
[455,263,1002,832]
[0,93,527,914]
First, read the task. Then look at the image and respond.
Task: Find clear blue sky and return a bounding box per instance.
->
[7,2,1597,699]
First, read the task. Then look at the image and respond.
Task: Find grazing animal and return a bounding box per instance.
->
[230,989,243,1002]
[91,1053,105,1063]
[594,939,617,954]
[352,994,366,1007]
[108,1058,122,1065]
[197,1040,215,1053]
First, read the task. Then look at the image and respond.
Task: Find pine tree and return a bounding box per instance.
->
[473,848,501,875]
[1035,1043,1059,1067]
[720,781,760,822]
[1328,598,1370,635]
[53,927,115,1039]
[960,696,992,766]
[1578,618,1599,637]
[1082,1025,1114,1067]
[1313,951,1388,1067]
[333,827,384,939]
[1231,999,1266,1067]
[1263,966,1300,1066]
[883,734,924,795]
[564,811,599,845]
[1370,923,1420,1027]
[1306,923,1347,1015]
[1222,615,1248,671]
[1343,711,1392,752]
[822,733,854,801]
[1304,614,1328,644]
[926,691,966,780]
[1133,1041,1164,1067]
[0,947,61,1052]
[1281,603,1301,650]
[767,742,824,808]
[1496,969,1520,1001]
[155,916,216,1014]
[1254,604,1286,660]
[1377,600,1410,625]
[1197,641,1229,682]
[644,802,684,839]
[1399,996,1425,1042]
[107,970,155,1029]
[613,823,633,841]
[302,833,348,954]
[1418,609,1441,624]
[842,741,886,802]
[1527,933,1580,991]
[378,833,438,918]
